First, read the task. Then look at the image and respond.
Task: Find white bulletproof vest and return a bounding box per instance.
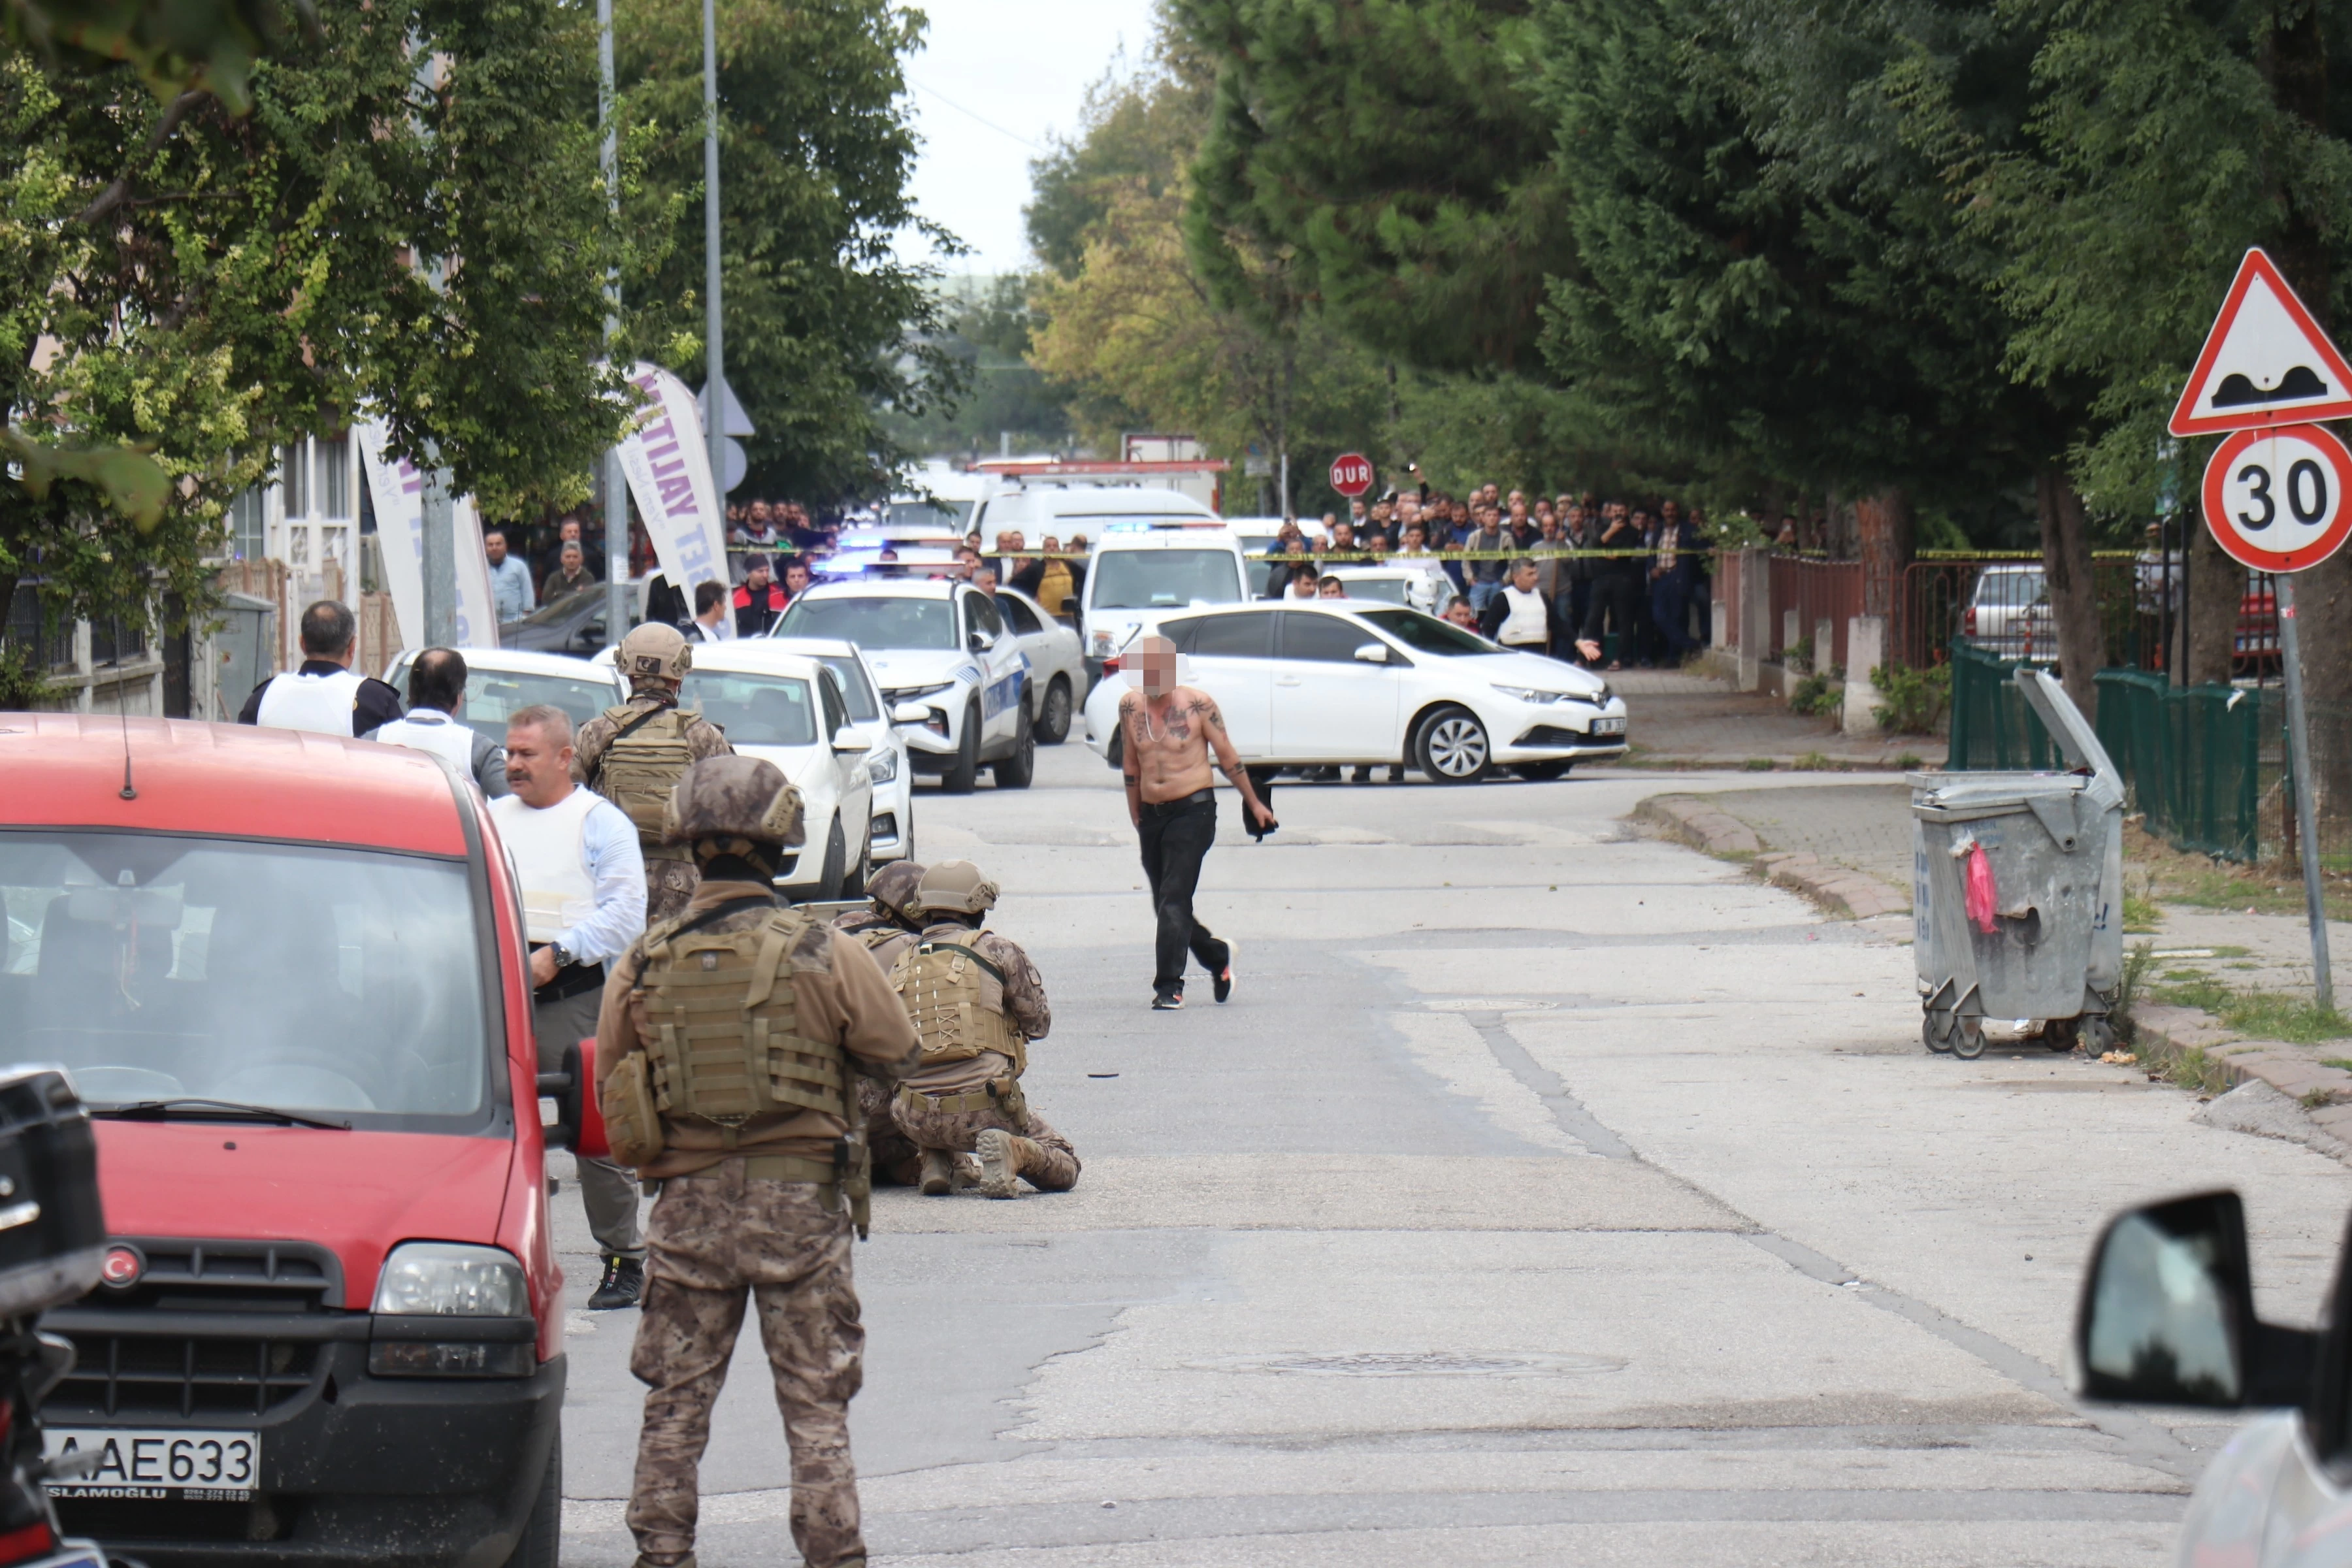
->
[490,789,599,943]
[255,668,367,736]
[1497,585,1548,646]
[369,710,476,772]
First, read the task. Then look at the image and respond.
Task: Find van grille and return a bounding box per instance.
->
[61,1332,319,1420]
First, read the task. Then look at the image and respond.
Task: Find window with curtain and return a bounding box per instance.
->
[316,433,351,520]
[280,442,309,520]
[229,488,267,561]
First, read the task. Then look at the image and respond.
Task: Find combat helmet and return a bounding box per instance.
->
[661,754,804,865]
[866,859,927,925]
[915,859,1000,917]
[618,621,692,690]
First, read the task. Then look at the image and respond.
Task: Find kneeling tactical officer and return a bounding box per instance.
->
[830,860,941,1188]
[886,860,1081,1199]
[598,755,920,1568]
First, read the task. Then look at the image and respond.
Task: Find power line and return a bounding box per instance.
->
[907,78,1051,155]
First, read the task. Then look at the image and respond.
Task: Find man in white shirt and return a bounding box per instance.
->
[485,528,536,623]
[361,648,509,796]
[1478,558,1556,655]
[491,704,649,1309]
[238,600,404,736]
[683,580,734,643]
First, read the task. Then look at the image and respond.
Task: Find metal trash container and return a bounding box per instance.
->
[1911,667,2125,1059]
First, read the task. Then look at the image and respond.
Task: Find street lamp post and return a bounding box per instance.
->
[600,0,629,642]
[702,0,725,531]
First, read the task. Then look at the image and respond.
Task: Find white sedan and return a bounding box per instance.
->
[380,646,621,743]
[992,586,1087,742]
[768,636,915,864]
[1082,600,1627,782]
[596,642,877,899]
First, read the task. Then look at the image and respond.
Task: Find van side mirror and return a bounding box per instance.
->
[1352,642,1390,664]
[831,727,871,755]
[2074,1190,2315,1408]
[538,1037,608,1158]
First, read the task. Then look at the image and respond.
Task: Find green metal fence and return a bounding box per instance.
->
[1946,640,2059,771]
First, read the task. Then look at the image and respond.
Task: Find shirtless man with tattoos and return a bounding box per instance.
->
[1117,635,1277,1010]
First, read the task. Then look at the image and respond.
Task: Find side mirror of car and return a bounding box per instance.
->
[891,701,931,725]
[968,629,997,653]
[1353,642,1390,664]
[831,726,872,755]
[2074,1190,2316,1409]
[537,1037,607,1158]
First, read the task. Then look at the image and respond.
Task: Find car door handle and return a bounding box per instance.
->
[1275,676,1303,687]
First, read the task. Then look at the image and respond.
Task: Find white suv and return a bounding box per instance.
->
[774,580,1037,793]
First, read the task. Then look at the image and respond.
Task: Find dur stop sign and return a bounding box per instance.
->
[1328,452,1373,498]
[2200,423,2352,574]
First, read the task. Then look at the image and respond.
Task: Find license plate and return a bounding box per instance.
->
[1590,716,1626,736]
[43,1429,259,1502]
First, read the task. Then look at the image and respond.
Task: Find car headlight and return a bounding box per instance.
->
[373,1242,527,1316]
[887,681,953,703]
[867,748,898,784]
[1492,684,1577,705]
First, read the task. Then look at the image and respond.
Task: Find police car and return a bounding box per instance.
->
[773,580,1036,793]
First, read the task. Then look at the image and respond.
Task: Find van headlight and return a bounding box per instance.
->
[373,1242,527,1316]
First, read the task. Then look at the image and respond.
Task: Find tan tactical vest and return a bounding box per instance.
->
[595,705,699,860]
[858,925,918,974]
[889,938,1026,1076]
[637,907,849,1141]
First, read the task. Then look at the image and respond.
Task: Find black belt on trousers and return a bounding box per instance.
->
[1140,789,1215,815]
[536,961,606,1003]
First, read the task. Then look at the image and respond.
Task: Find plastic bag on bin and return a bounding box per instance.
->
[1965,842,1999,934]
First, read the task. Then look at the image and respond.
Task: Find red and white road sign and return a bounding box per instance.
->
[2170,248,2352,436]
[1329,452,1374,498]
[2202,423,2352,572]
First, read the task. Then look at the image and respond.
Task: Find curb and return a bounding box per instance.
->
[1634,794,1911,921]
[2131,1005,2352,1141]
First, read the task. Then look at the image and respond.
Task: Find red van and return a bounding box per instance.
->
[0,716,599,1568]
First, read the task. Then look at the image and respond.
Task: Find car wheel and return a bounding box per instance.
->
[943,702,980,793]
[817,817,845,898]
[500,1433,560,1568]
[1039,676,1073,743]
[840,827,871,901]
[1514,760,1573,782]
[1414,705,1491,784]
[994,702,1036,789]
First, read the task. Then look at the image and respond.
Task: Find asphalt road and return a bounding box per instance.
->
[550,743,2352,1566]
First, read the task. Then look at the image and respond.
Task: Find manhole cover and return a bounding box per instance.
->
[1192,1351,1623,1378]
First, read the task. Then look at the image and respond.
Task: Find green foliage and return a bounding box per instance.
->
[0,637,56,708]
[1872,662,1952,734]
[2153,972,2352,1045]
[881,275,1070,461]
[2114,939,2157,1038]
[616,0,957,505]
[3,0,304,112]
[1790,674,1842,717]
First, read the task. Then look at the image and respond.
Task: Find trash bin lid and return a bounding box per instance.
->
[1912,774,2085,820]
[2015,668,2125,811]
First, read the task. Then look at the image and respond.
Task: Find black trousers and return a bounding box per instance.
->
[1582,571,1641,647]
[1138,791,1228,998]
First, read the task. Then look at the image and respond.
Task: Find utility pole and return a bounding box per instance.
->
[420,444,456,646]
[600,0,629,642]
[703,0,725,520]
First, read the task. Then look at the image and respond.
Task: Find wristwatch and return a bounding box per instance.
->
[549,941,574,970]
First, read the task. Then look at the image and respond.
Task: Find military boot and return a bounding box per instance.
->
[919,1148,955,1196]
[975,1128,1044,1200]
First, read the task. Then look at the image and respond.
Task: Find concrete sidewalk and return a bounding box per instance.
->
[1601,666,1944,769]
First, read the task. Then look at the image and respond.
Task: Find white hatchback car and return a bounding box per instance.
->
[380,646,621,744]
[766,636,914,864]
[1083,600,1627,781]
[595,642,877,900]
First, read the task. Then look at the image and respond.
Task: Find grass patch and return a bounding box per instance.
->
[2123,892,2163,933]
[1895,753,1925,770]
[2114,941,2159,1041]
[1743,757,1776,772]
[2123,821,2352,923]
[1793,751,1835,771]
[2149,973,2352,1043]
[2323,1058,2352,1073]
[2158,1045,2238,1098]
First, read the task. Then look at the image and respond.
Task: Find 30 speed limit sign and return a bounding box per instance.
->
[2201,422,2352,572]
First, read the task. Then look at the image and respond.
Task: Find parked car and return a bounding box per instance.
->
[1322,563,1459,617]
[1225,516,1327,598]
[1083,602,1628,782]
[380,647,619,747]
[765,636,915,865]
[1079,520,1252,681]
[990,587,1086,741]
[4,715,596,1568]
[496,576,666,657]
[1961,564,2057,659]
[2073,1188,2352,1565]
[593,642,877,899]
[772,580,1036,794]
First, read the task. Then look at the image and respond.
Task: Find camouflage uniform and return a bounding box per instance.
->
[599,759,919,1568]
[886,919,1081,1193]
[576,689,734,924]
[830,862,928,1187]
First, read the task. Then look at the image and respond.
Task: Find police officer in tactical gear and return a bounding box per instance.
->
[598,755,919,1568]
[830,862,937,1186]
[886,860,1080,1199]
[575,622,734,924]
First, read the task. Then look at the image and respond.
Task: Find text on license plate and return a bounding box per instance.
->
[43,1428,258,1501]
[1590,717,1626,736]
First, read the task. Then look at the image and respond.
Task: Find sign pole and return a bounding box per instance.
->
[2274,571,2336,1011]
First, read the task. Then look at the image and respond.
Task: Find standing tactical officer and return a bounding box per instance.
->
[576,623,734,924]
[885,860,1081,1199]
[598,755,919,1568]
[830,860,938,1188]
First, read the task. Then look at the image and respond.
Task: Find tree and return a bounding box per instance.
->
[879,275,1072,462]
[615,0,960,506]
[1,0,632,657]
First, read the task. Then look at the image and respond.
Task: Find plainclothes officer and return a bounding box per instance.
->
[575,623,734,925]
[597,755,919,1568]
[830,862,942,1189]
[886,860,1079,1200]
[238,600,403,736]
[492,705,649,1309]
[361,648,509,797]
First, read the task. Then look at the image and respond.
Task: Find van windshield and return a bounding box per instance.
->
[1090,549,1243,611]
[777,595,957,651]
[0,832,492,1127]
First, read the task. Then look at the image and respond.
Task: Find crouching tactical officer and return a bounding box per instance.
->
[830,861,945,1188]
[886,860,1081,1198]
[598,755,920,1568]
[576,623,734,924]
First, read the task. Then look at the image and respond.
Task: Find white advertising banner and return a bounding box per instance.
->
[358,421,499,653]
[612,361,729,598]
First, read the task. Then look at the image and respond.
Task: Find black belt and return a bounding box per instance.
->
[1140,789,1215,815]
[536,961,606,1003]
